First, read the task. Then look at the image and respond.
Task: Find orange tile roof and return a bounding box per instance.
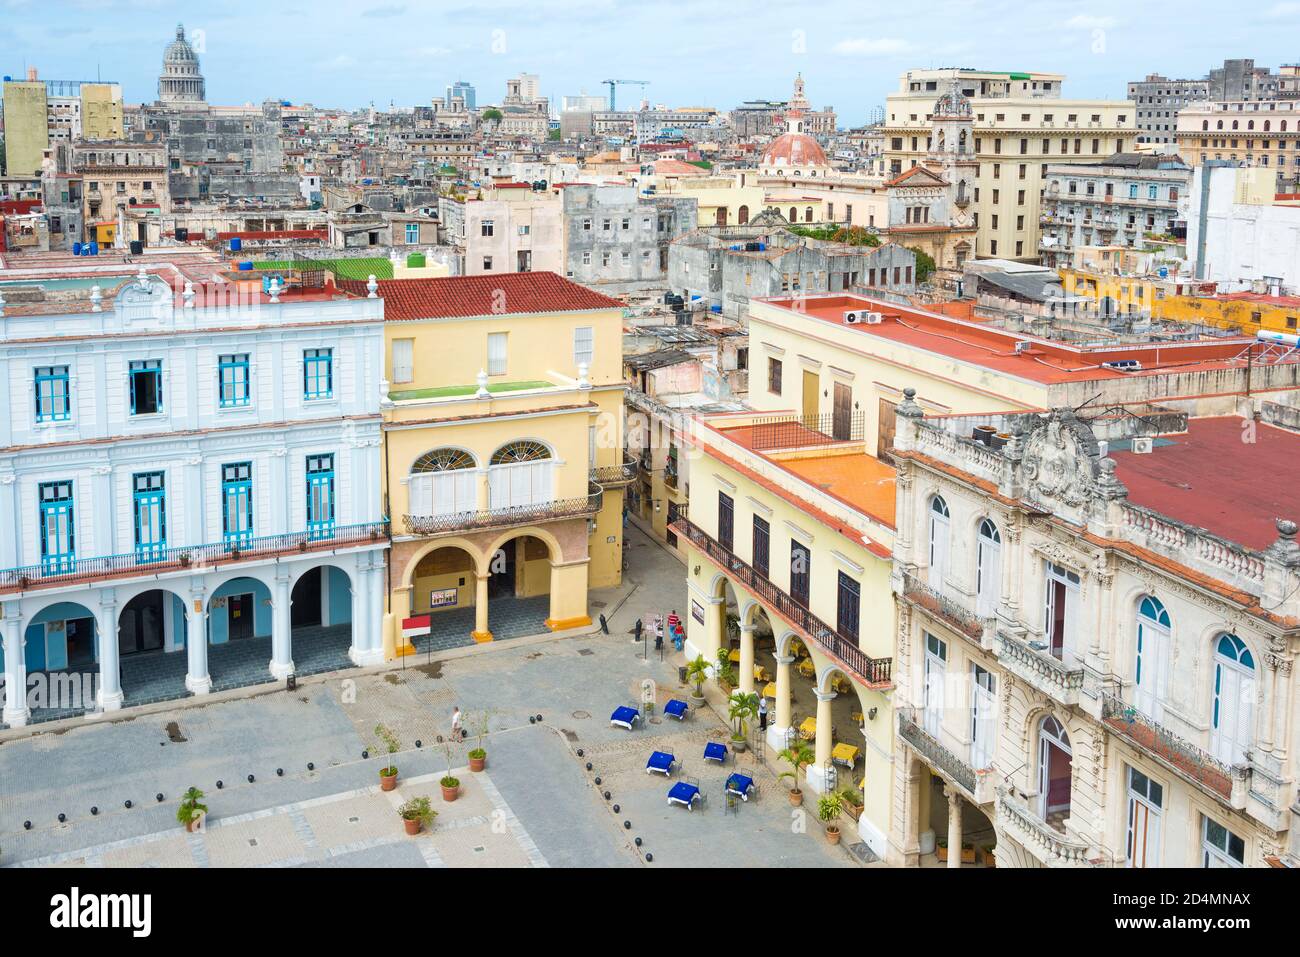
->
[338,272,623,321]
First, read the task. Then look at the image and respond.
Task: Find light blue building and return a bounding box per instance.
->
[0,267,388,727]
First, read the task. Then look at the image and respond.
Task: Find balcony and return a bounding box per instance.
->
[0,520,389,596]
[673,516,892,688]
[898,706,993,803]
[995,629,1084,706]
[589,453,638,488]
[995,788,1098,867]
[403,485,603,537]
[900,572,991,648]
[1100,693,1247,807]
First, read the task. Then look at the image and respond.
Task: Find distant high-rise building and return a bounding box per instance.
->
[2,68,124,176]
[158,23,206,106]
[1128,58,1293,145]
[447,80,476,110]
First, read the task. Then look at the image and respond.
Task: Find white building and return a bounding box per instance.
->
[0,268,387,727]
[889,397,1299,868]
[1186,163,1300,291]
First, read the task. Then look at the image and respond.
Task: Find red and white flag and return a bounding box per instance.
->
[402,615,431,638]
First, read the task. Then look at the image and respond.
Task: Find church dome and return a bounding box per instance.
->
[761,126,827,169]
[163,24,200,64]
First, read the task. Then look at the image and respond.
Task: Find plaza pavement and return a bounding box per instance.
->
[0,526,866,868]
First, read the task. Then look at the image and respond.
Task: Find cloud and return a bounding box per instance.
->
[362,3,406,15]
[832,37,914,57]
[317,54,356,70]
[1263,1,1300,17]
[1064,14,1118,29]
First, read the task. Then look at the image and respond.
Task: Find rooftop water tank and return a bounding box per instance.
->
[407,252,426,268]
[229,237,242,252]
[237,261,254,271]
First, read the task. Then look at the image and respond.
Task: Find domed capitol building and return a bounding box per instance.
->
[158,23,206,106]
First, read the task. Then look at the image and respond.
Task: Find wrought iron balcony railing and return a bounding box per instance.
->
[746,411,867,451]
[900,572,988,643]
[404,485,603,536]
[589,453,639,487]
[672,516,891,687]
[898,706,978,797]
[0,520,390,595]
[1100,692,1243,802]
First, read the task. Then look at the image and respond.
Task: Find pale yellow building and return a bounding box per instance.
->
[2,73,125,177]
[1176,99,1300,193]
[2,77,49,177]
[883,68,1136,261]
[343,272,633,658]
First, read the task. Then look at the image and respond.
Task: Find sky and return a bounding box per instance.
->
[3,0,1299,124]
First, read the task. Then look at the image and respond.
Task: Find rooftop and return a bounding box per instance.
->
[1110,416,1299,551]
[756,293,1274,386]
[339,271,622,321]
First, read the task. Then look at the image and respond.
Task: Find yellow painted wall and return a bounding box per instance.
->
[80,84,124,140]
[683,439,896,848]
[3,81,48,176]
[747,299,1048,454]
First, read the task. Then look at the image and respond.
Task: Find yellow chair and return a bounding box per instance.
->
[797,658,815,679]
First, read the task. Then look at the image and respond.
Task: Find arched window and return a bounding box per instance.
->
[1202,120,1208,131]
[804,206,813,222]
[1264,120,1271,131]
[738,204,749,225]
[1133,596,1171,719]
[408,448,477,517]
[1211,633,1255,765]
[1231,120,1238,130]
[976,519,1001,617]
[927,495,950,590]
[788,206,798,222]
[489,441,554,509]
[1038,715,1073,824]
[1217,120,1223,130]
[1247,120,1255,130]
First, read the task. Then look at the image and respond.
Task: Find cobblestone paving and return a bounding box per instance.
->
[0,527,868,868]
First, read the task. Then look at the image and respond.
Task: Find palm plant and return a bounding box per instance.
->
[777,742,815,796]
[685,654,710,698]
[727,691,759,743]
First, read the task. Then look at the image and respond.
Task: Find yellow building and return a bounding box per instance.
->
[344,272,633,658]
[2,77,49,177]
[677,408,897,856]
[883,68,1136,261]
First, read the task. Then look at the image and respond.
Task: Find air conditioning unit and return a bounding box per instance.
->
[1014,340,1033,354]
[1131,435,1154,454]
[1102,359,1143,371]
[843,310,865,324]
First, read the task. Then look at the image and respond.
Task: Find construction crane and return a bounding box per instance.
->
[603,79,649,112]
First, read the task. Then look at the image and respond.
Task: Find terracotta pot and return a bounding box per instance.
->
[184,818,202,833]
[403,817,421,836]
[788,788,803,808]
[826,825,841,845]
[468,754,486,773]
[380,769,398,791]
[441,783,459,802]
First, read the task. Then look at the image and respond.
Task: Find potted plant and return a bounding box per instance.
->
[398,796,435,836]
[178,551,193,568]
[715,647,737,692]
[467,712,489,772]
[937,838,948,862]
[439,734,460,802]
[727,690,758,754]
[176,786,207,833]
[818,792,843,845]
[839,787,864,822]
[685,654,710,706]
[373,723,400,791]
[777,742,815,807]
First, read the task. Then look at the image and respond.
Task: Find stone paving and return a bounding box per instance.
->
[411,594,552,654]
[0,526,869,868]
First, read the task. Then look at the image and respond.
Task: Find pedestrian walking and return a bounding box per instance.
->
[451,706,464,741]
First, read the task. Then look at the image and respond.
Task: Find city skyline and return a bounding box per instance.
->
[3,0,1299,121]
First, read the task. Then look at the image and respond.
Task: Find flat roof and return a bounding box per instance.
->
[1110,416,1297,551]
[755,293,1270,386]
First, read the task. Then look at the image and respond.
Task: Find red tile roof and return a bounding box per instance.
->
[1110,416,1298,550]
[338,272,623,321]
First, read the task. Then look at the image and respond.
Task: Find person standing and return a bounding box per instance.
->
[451,706,464,741]
[758,697,769,732]
[666,609,681,648]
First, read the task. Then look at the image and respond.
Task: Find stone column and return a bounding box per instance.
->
[806,689,836,794]
[946,785,964,869]
[96,589,123,712]
[767,653,794,751]
[368,559,387,662]
[270,573,294,679]
[1,604,29,727]
[185,585,210,694]
[472,573,492,642]
[738,622,755,695]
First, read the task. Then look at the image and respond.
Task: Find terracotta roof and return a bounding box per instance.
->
[338,272,623,321]
[761,131,827,169]
[1109,416,1299,551]
[884,166,947,188]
